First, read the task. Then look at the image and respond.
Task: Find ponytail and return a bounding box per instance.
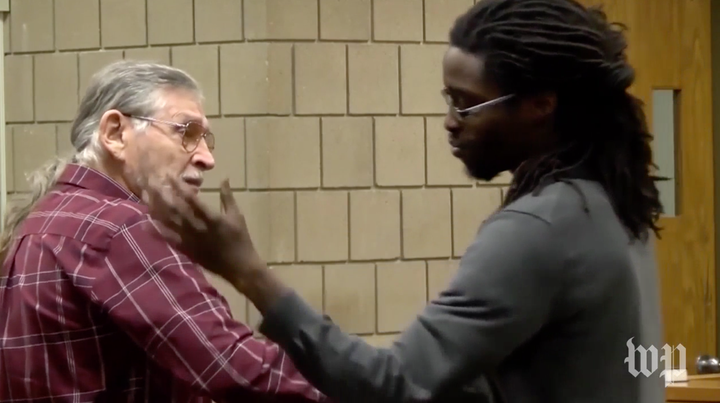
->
[0,156,70,268]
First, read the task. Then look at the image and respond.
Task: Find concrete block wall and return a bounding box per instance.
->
[3,0,511,346]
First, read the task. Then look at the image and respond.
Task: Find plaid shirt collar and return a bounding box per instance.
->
[58,163,142,203]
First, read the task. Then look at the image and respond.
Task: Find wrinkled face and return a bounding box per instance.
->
[98,89,215,197]
[442,46,556,181]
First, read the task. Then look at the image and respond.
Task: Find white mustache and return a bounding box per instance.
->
[181,173,203,180]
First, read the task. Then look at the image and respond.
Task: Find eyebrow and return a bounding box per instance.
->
[172,112,203,122]
[446,86,489,102]
[173,113,210,130]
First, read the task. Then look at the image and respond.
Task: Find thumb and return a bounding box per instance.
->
[220,179,242,220]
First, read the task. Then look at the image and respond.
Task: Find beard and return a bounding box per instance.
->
[461,153,503,182]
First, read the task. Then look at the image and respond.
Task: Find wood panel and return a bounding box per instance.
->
[576,0,716,372]
[666,374,720,402]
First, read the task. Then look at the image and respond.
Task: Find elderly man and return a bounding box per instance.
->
[0,61,325,402]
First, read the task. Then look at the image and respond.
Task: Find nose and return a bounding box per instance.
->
[191,140,216,171]
[444,111,461,137]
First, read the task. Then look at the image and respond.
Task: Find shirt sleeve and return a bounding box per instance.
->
[79,214,326,402]
[259,211,564,403]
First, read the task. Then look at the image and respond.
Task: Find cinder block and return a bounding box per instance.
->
[296,191,349,262]
[194,0,244,43]
[147,0,194,45]
[319,0,371,41]
[402,188,452,258]
[4,55,33,122]
[349,190,401,260]
[400,45,447,114]
[373,0,423,42]
[100,0,147,48]
[124,48,171,65]
[10,0,53,52]
[374,117,425,187]
[294,43,347,115]
[324,263,376,334]
[245,118,321,189]
[321,117,374,188]
[171,45,220,116]
[244,0,318,40]
[220,43,292,115]
[424,0,474,43]
[34,53,79,122]
[233,191,295,263]
[55,0,101,50]
[348,44,399,114]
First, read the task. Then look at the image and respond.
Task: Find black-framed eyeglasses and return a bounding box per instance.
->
[441,90,515,120]
[123,113,215,152]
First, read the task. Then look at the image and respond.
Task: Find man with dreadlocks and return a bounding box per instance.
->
[140,0,666,402]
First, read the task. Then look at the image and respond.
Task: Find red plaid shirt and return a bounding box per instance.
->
[0,164,326,403]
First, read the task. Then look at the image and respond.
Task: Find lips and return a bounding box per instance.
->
[182,177,203,188]
[451,146,464,158]
[448,139,463,157]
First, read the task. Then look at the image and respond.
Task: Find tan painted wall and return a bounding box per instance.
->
[3,0,510,346]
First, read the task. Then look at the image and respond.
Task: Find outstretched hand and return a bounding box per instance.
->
[142,177,266,291]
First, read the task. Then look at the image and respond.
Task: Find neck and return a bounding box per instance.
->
[87,159,137,197]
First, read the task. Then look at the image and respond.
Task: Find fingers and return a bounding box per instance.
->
[142,177,178,228]
[164,177,210,232]
[220,179,242,219]
[166,176,212,223]
[157,225,183,247]
[143,175,195,233]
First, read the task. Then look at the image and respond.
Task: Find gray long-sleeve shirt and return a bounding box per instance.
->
[259,178,666,403]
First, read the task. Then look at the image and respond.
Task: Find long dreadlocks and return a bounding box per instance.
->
[449,0,664,241]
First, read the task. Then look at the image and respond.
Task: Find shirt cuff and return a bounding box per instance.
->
[259,290,325,345]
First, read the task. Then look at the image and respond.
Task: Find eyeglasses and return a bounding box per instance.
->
[123,114,215,153]
[441,90,515,120]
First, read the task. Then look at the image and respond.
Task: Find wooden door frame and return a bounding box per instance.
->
[712,0,720,357]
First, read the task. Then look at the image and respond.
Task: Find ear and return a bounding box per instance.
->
[98,110,131,161]
[526,92,557,120]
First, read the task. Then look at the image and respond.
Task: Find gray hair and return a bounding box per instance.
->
[72,60,203,164]
[1,60,202,266]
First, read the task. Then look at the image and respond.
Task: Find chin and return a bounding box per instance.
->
[464,162,502,182]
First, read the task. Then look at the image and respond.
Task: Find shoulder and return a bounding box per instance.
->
[455,208,562,293]
[486,179,638,285]
[467,207,559,268]
[457,179,621,286]
[501,179,620,235]
[24,185,151,250]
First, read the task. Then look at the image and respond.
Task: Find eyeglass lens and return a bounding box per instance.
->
[183,122,215,152]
